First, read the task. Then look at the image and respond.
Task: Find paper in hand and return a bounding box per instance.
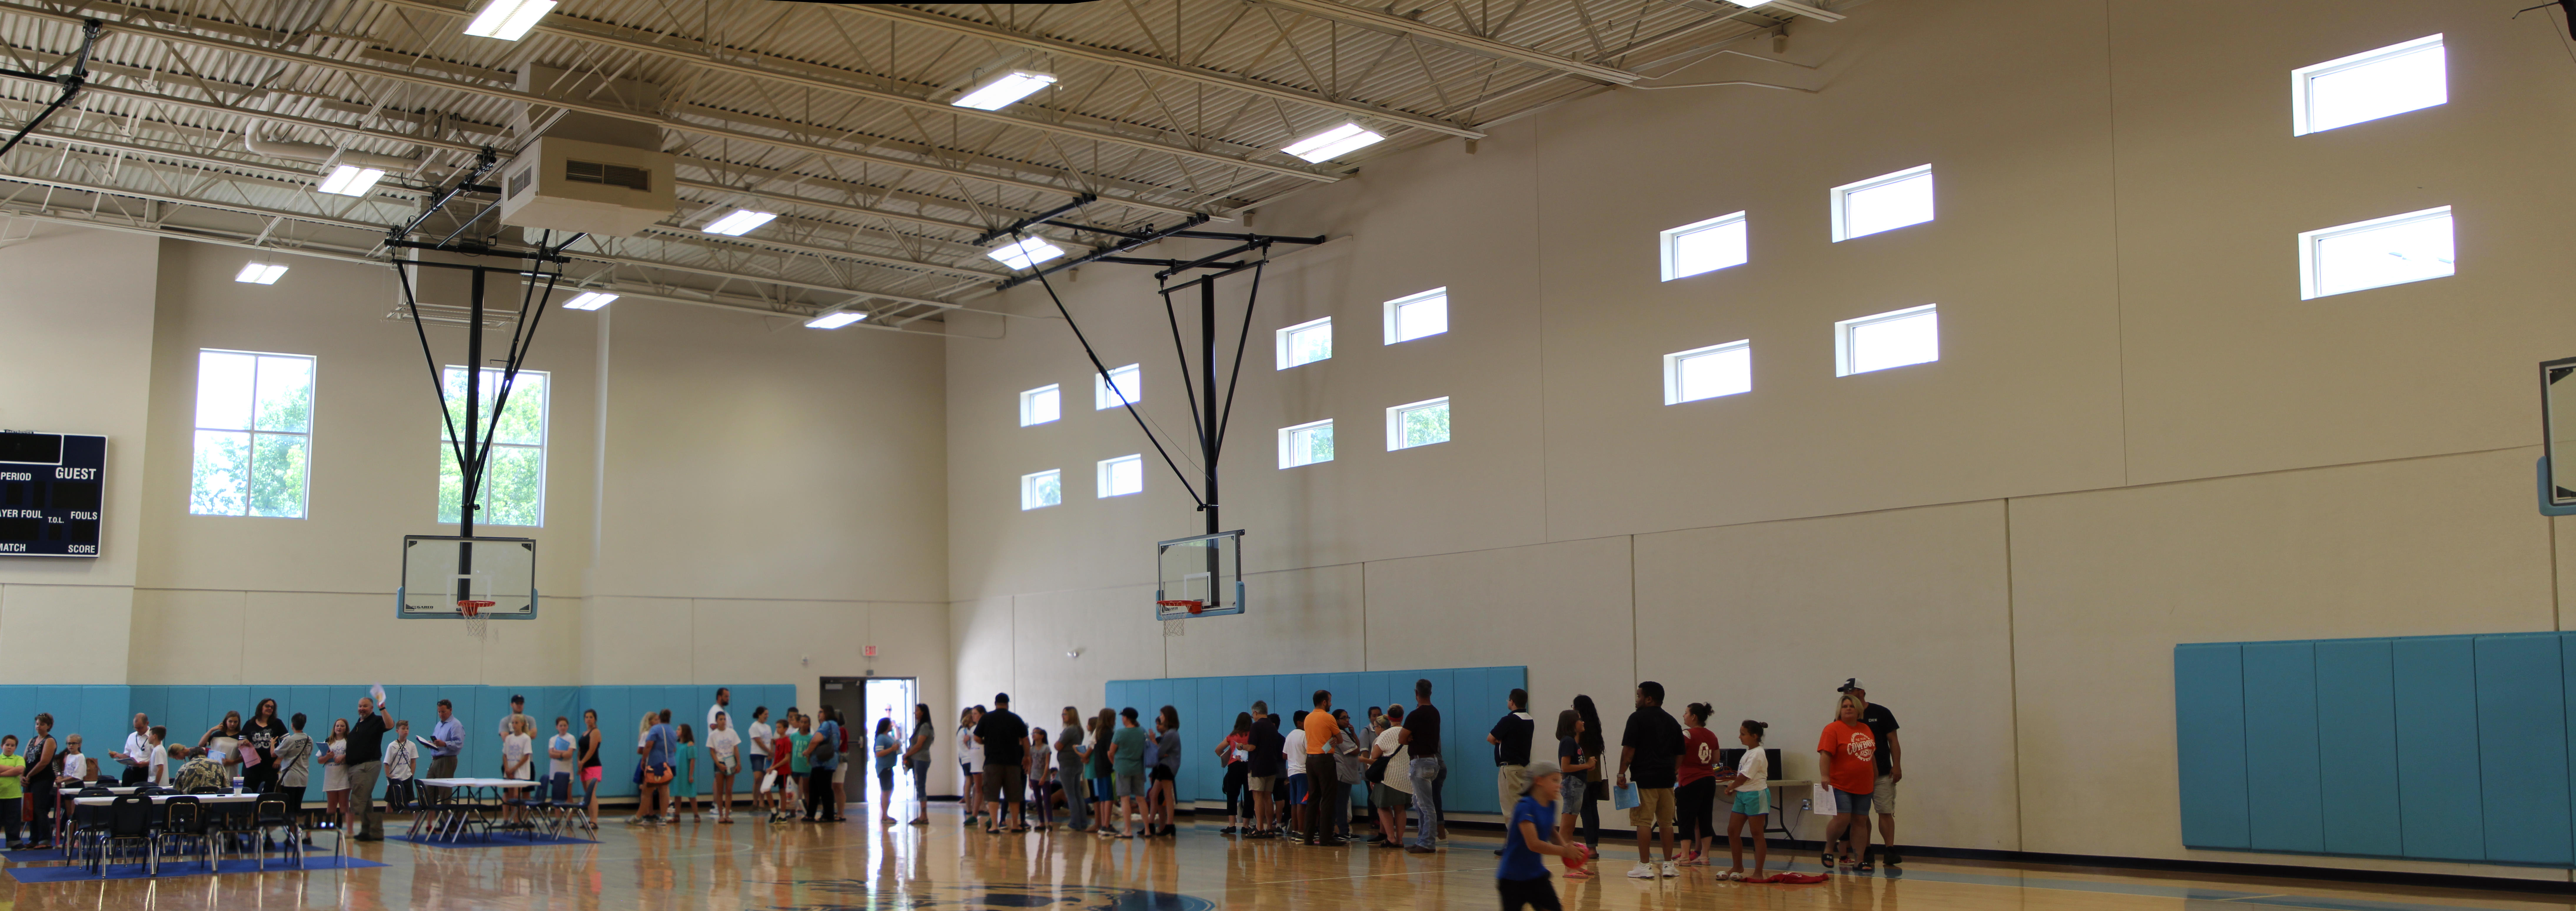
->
[371,683,387,707]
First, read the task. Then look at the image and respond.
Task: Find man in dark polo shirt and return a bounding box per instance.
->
[1616,680,1683,879]
[1247,701,1284,837]
[1397,678,1442,853]
[1485,687,1535,855]
[1843,680,1903,867]
[345,695,390,841]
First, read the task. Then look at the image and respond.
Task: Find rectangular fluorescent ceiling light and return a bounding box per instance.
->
[953,71,1058,111]
[1282,123,1385,163]
[987,237,1066,271]
[462,0,556,39]
[562,291,618,310]
[702,209,778,236]
[315,164,386,197]
[804,312,866,329]
[233,262,287,284]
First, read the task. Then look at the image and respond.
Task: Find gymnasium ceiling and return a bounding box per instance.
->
[0,0,1841,331]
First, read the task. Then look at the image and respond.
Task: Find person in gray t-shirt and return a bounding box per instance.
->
[1056,707,1091,831]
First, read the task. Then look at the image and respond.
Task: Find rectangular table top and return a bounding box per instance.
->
[74,793,259,806]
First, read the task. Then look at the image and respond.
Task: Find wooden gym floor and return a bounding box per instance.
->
[9,802,2576,911]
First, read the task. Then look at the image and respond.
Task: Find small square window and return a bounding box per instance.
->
[1383,289,1448,344]
[1660,212,1748,281]
[1832,165,1935,242]
[2294,34,2444,136]
[1019,384,1061,426]
[1836,305,1939,377]
[1020,469,1063,510]
[1095,364,1141,410]
[1276,317,1333,369]
[1097,454,1144,498]
[1663,341,1752,404]
[1278,419,1335,468]
[1385,398,1451,451]
[2299,206,2454,300]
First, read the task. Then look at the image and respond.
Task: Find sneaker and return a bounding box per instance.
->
[1627,862,1657,879]
[1405,845,1436,854]
[1661,861,1679,878]
[1884,848,1903,866]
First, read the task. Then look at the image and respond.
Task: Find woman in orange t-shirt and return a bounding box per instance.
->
[1815,692,1879,871]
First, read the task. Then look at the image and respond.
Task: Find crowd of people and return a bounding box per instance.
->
[926,677,1906,909]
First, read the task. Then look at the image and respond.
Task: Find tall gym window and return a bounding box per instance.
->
[1020,384,1061,426]
[1660,212,1748,281]
[1386,398,1451,451]
[1836,305,1939,377]
[1277,317,1333,369]
[2294,34,2444,136]
[190,349,315,518]
[1663,341,1752,404]
[1279,419,1335,468]
[1095,364,1141,410]
[1021,469,1063,510]
[437,366,548,527]
[1384,289,1448,344]
[1832,165,1935,242]
[2299,206,2454,299]
[1097,454,1144,498]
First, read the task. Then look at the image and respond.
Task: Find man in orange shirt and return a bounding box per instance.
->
[1304,690,1344,846]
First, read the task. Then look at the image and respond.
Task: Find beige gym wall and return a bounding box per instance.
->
[941,0,2576,877]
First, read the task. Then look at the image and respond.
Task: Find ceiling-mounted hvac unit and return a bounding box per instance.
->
[496,136,675,238]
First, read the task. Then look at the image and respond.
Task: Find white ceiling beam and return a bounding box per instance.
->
[355,0,1342,184]
[1246,0,1643,84]
[825,3,1484,140]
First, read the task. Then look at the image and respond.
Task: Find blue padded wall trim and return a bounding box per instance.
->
[2174,643,2250,850]
[2313,639,2402,857]
[1107,667,1529,815]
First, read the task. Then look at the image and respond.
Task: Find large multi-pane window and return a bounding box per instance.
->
[190,349,315,518]
[1278,419,1336,468]
[1386,398,1451,451]
[437,366,548,527]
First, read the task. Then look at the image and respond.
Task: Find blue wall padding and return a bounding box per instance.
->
[2177,632,2576,866]
[0,684,789,802]
[2243,641,2323,854]
[2174,643,2251,849]
[2313,639,2402,857]
[1104,666,1528,814]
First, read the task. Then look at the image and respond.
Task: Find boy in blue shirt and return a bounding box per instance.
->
[1500,759,1572,910]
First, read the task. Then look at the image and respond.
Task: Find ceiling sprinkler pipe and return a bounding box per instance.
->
[242,119,425,173]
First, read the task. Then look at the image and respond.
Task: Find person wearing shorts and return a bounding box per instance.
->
[1110,708,1149,837]
[1616,681,1684,878]
[1816,691,1879,870]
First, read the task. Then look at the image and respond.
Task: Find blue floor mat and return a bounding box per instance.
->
[6,854,385,882]
[396,831,598,848]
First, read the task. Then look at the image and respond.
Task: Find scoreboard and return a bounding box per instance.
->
[0,432,105,558]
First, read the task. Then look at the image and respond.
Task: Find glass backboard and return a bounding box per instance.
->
[2547,357,2576,510]
[1156,530,1244,619]
[399,534,537,618]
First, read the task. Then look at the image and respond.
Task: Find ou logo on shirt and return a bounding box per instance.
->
[1844,732,1876,762]
[1694,741,1717,764]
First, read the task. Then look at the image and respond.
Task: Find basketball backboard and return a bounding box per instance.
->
[2543,357,2576,516]
[398,534,538,618]
[1156,530,1244,619]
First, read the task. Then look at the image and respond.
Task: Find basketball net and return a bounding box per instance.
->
[459,599,493,639]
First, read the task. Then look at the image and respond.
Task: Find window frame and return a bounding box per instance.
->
[1019,384,1062,426]
[1095,364,1141,410]
[1663,340,1753,405]
[1382,288,1449,345]
[189,348,317,519]
[1275,317,1334,370]
[2291,34,2445,137]
[1384,397,1452,451]
[1096,454,1145,498]
[1020,469,1063,510]
[1831,164,1935,242]
[1278,419,1336,469]
[2297,205,2454,300]
[436,364,551,527]
[1835,304,1940,377]
[1659,211,1750,282]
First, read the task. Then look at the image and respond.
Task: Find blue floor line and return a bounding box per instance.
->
[1778,862,2536,911]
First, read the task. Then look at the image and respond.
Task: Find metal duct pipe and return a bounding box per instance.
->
[242,119,423,172]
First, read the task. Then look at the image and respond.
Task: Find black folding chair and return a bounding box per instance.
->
[248,799,301,870]
[154,797,213,873]
[91,795,155,877]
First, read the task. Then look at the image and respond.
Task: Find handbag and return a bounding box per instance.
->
[1366,752,1391,785]
[644,763,674,785]
[1611,782,1641,811]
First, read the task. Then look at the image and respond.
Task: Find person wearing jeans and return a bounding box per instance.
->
[1397,678,1444,852]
